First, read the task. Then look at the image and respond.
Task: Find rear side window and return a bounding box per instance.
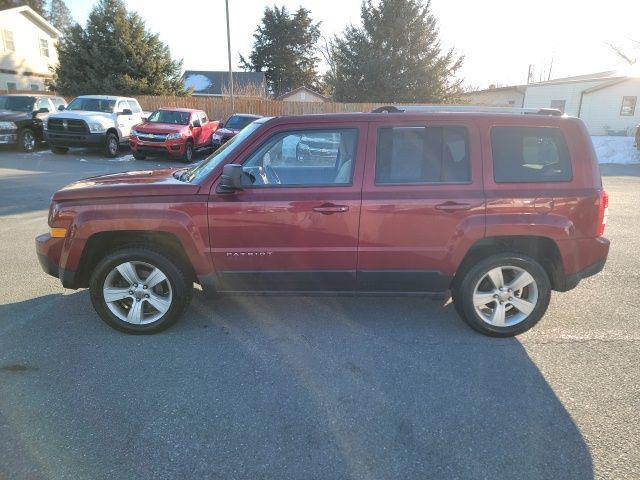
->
[491,126,572,183]
[376,126,471,184]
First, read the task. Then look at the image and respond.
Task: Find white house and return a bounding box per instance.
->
[0,6,60,92]
[523,71,640,135]
[276,86,330,103]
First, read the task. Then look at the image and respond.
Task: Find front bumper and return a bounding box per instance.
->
[0,132,18,145]
[45,130,106,147]
[35,233,79,288]
[130,138,185,156]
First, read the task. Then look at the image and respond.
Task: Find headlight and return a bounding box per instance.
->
[166,132,181,140]
[88,122,107,133]
[0,121,17,130]
[130,129,139,137]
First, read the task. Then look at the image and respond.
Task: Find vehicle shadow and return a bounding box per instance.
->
[0,291,594,479]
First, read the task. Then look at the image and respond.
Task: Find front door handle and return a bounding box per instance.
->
[435,201,472,212]
[313,203,349,214]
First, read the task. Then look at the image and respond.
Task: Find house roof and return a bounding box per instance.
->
[582,77,638,94]
[276,86,331,101]
[183,71,266,96]
[0,6,61,38]
[528,71,620,87]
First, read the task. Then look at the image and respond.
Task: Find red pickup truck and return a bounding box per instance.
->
[129,108,219,162]
[37,107,609,337]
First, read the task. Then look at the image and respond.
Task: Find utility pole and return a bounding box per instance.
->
[225,0,235,111]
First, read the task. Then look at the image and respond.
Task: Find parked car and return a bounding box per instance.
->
[129,108,219,163]
[0,94,66,152]
[44,95,144,157]
[211,113,262,150]
[635,124,639,150]
[36,107,609,336]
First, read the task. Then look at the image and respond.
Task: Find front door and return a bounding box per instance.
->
[208,122,367,291]
[357,119,485,292]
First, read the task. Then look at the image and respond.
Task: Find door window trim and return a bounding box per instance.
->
[239,127,360,189]
[373,124,473,186]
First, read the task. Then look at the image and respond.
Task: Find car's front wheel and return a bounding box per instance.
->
[452,253,551,337]
[89,247,192,334]
[181,140,193,163]
[104,132,119,158]
[18,128,36,152]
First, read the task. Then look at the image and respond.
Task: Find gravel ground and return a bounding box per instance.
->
[0,148,638,480]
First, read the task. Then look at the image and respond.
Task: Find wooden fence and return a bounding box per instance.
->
[0,90,400,120]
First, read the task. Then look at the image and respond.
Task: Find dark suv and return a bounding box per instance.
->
[36,107,609,336]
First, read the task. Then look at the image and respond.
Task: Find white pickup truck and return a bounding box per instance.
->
[44,95,144,157]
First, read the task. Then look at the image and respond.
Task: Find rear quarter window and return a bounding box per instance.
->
[491,126,572,183]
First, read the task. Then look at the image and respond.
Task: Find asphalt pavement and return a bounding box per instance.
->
[0,147,638,479]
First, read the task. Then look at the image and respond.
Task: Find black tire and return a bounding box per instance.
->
[452,253,551,337]
[133,152,146,160]
[18,128,36,152]
[104,132,119,158]
[181,140,193,163]
[89,246,193,334]
[51,145,68,154]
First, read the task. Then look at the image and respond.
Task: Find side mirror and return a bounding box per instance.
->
[57,105,65,111]
[141,116,148,122]
[119,108,133,116]
[33,107,49,116]
[216,164,244,193]
[192,119,201,128]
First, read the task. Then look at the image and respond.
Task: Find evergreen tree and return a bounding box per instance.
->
[51,0,185,96]
[325,0,463,103]
[241,5,320,97]
[48,0,73,31]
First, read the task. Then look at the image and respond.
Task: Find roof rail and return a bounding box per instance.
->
[371,105,563,116]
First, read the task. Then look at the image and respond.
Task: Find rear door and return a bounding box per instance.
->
[357,117,485,292]
[207,121,367,291]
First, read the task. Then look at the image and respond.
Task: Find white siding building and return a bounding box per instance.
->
[461,85,525,107]
[0,6,60,92]
[523,71,640,135]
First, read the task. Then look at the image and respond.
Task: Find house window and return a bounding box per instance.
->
[550,100,566,113]
[2,30,15,52]
[7,82,17,92]
[39,38,49,58]
[620,96,637,116]
[30,84,40,91]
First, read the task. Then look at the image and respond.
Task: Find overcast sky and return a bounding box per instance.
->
[65,0,640,89]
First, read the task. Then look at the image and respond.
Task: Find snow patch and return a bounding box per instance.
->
[108,155,134,163]
[184,74,213,93]
[591,136,640,165]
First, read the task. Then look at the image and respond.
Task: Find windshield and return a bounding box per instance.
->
[0,96,35,112]
[226,115,258,130]
[66,97,116,113]
[148,110,191,125]
[185,121,263,183]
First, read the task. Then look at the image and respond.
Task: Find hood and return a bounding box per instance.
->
[52,168,200,201]
[0,110,30,122]
[215,128,239,138]
[134,122,188,135]
[48,111,114,123]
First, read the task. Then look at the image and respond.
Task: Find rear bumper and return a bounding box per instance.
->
[35,233,79,288]
[45,130,106,147]
[557,237,609,291]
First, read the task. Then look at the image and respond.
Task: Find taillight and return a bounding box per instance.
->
[597,190,609,236]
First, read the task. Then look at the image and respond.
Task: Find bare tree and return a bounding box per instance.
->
[606,39,639,65]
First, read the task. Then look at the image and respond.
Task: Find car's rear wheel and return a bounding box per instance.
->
[104,132,119,158]
[452,253,551,337]
[181,140,193,163]
[18,128,36,152]
[51,145,68,154]
[89,247,192,334]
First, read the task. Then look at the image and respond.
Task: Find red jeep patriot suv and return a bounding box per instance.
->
[36,106,610,337]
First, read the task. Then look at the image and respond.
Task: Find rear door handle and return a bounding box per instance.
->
[313,203,349,214]
[435,201,472,212]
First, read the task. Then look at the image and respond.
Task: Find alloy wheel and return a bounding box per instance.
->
[22,130,35,151]
[472,265,539,327]
[102,261,173,325]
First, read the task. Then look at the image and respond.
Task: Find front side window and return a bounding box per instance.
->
[621,96,637,116]
[147,110,190,125]
[35,98,50,111]
[491,126,572,183]
[242,129,358,187]
[66,97,116,113]
[117,100,130,112]
[51,97,66,109]
[200,112,208,124]
[39,38,49,57]
[0,95,34,111]
[2,30,14,52]
[129,100,142,114]
[376,125,471,184]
